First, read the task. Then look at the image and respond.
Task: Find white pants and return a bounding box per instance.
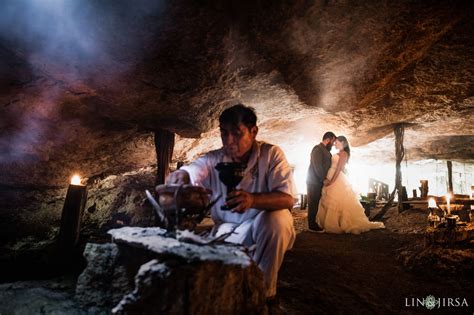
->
[215,210,296,297]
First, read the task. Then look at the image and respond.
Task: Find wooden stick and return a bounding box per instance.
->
[447,161,453,194]
[154,128,175,185]
[373,124,405,220]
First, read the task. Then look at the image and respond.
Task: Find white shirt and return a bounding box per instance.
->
[180,141,295,225]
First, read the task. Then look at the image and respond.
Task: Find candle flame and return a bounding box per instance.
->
[446,193,451,215]
[71,175,81,185]
[428,198,437,208]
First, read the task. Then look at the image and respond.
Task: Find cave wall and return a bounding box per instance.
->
[0,0,473,261]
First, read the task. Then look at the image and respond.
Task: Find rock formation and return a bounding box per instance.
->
[0,0,472,189]
[76,227,266,314]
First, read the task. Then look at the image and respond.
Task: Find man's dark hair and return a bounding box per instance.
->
[219,104,257,129]
[322,131,336,140]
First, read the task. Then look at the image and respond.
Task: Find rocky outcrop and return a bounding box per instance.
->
[0,166,156,255]
[0,0,473,190]
[76,243,131,309]
[76,227,266,314]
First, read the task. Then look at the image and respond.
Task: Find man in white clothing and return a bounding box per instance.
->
[163,104,296,301]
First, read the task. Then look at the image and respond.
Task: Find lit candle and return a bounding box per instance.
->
[446,193,451,215]
[58,174,88,249]
[71,174,82,185]
[428,198,437,209]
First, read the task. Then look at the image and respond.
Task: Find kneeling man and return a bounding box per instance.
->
[163,104,296,300]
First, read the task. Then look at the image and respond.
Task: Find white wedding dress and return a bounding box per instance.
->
[316,154,385,234]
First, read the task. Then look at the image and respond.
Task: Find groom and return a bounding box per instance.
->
[306,131,336,231]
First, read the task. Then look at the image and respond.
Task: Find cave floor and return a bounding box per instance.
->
[278,209,473,314]
[1,208,473,314]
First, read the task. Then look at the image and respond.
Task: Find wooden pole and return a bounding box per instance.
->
[373,123,406,220]
[447,160,453,194]
[154,129,175,185]
[394,125,405,212]
[58,184,88,250]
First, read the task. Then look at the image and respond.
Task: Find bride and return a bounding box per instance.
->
[316,136,385,234]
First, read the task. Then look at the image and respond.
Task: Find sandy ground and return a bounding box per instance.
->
[278,208,474,314]
[1,206,473,314]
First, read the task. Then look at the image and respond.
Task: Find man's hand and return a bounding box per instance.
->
[226,189,255,213]
[166,170,191,185]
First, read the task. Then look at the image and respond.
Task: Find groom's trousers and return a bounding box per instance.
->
[307,182,323,229]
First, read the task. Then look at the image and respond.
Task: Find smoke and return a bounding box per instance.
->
[0,0,165,165]
[0,83,63,164]
[1,0,100,74]
[0,0,165,78]
[286,1,390,111]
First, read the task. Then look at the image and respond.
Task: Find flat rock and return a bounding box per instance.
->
[108,226,253,266]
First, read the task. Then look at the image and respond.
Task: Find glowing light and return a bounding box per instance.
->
[282,143,312,195]
[446,193,451,215]
[71,174,81,185]
[345,160,396,197]
[428,198,437,208]
[292,165,308,194]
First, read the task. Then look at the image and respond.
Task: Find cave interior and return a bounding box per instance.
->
[0,0,473,313]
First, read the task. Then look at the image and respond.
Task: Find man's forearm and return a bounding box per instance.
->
[251,191,294,211]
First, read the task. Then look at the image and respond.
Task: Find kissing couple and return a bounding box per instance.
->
[306,132,385,234]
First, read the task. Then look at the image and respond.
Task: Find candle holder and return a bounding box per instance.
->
[58,175,88,250]
[446,215,459,229]
[428,214,440,228]
[427,198,441,228]
[215,162,246,211]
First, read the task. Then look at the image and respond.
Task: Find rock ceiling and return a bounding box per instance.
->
[0,0,473,187]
